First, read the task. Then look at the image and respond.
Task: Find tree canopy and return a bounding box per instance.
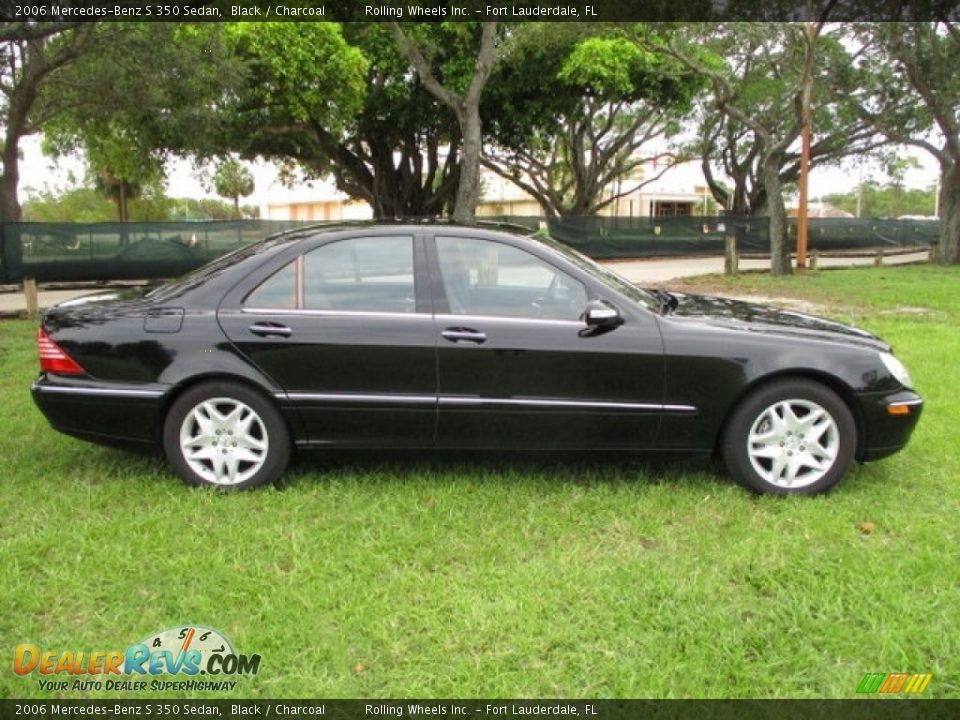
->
[39,23,242,222]
[0,22,98,221]
[6,20,954,272]
[211,159,255,216]
[483,27,701,217]
[840,23,960,264]
[650,22,882,274]
[822,181,935,218]
[218,22,460,219]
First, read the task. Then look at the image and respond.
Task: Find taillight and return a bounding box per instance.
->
[37,328,85,375]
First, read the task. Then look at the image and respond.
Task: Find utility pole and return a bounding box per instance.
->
[796,20,815,272]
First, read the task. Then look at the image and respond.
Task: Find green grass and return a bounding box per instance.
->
[1,264,959,699]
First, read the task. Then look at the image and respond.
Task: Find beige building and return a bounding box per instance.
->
[259,158,708,221]
[259,177,373,222]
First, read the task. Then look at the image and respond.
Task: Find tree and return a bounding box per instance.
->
[694,108,763,215]
[79,125,166,224]
[221,22,464,218]
[389,22,500,223]
[23,186,123,222]
[650,22,833,275]
[482,30,700,217]
[0,22,96,222]
[822,180,935,218]
[842,23,960,264]
[690,29,888,220]
[212,159,255,217]
[23,182,174,222]
[40,23,242,224]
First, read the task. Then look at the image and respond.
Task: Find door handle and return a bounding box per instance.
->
[249,322,292,338]
[441,327,487,344]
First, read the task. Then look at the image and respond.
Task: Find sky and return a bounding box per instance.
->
[17,133,942,213]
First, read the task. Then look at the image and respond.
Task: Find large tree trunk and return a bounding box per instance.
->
[1,102,27,224]
[318,132,459,220]
[761,155,793,276]
[937,160,960,264]
[389,22,497,224]
[377,146,457,219]
[118,182,128,223]
[116,181,130,246]
[0,163,21,222]
[1,129,25,281]
[452,108,482,224]
[731,190,753,216]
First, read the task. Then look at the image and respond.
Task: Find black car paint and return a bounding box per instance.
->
[33,224,922,465]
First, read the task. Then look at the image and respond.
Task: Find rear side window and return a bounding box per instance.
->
[304,236,415,313]
[245,262,297,309]
[244,235,416,313]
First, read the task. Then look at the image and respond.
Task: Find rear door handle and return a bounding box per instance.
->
[249,322,292,338]
[441,327,487,344]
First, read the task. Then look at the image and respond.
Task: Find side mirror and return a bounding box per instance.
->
[582,299,624,329]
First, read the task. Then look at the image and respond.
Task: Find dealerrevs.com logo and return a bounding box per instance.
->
[14,625,261,692]
[857,672,933,695]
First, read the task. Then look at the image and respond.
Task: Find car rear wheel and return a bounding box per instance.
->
[163,381,290,490]
[722,378,856,495]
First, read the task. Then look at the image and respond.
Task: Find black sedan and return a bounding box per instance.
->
[32,222,922,494]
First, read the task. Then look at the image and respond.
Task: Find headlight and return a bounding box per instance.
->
[880,352,913,389]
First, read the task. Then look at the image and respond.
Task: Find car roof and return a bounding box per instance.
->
[265,218,542,242]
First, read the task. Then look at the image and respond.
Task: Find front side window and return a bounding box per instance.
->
[245,235,416,313]
[435,236,586,320]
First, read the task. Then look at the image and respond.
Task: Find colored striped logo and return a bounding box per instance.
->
[857,672,932,694]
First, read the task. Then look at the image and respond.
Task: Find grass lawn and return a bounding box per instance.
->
[1,263,958,699]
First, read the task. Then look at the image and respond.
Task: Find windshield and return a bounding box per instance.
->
[536,233,659,311]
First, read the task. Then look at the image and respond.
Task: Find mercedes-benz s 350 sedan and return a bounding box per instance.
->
[32,223,922,494]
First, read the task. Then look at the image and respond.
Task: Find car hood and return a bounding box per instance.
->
[662,290,889,351]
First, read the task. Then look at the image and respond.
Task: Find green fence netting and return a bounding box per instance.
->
[541,216,771,258]
[788,217,939,251]
[0,220,306,284]
[536,215,938,259]
[0,217,939,284]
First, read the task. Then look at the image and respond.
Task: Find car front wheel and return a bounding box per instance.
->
[722,378,856,495]
[163,381,290,490]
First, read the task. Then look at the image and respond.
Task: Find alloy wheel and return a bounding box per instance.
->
[178,397,269,486]
[746,398,840,488]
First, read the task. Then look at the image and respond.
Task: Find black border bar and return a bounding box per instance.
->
[1,700,959,720]
[2,0,960,22]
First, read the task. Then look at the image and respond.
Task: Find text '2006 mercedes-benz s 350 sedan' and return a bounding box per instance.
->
[32,222,922,495]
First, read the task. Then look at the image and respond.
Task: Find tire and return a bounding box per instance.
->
[722,378,857,495]
[163,381,290,490]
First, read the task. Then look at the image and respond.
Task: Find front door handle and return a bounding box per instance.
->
[249,322,292,338]
[441,327,487,344]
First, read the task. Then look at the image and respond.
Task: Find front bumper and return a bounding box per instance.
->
[857,389,924,462]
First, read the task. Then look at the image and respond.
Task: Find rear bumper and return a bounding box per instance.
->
[31,376,166,447]
[857,389,923,462]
